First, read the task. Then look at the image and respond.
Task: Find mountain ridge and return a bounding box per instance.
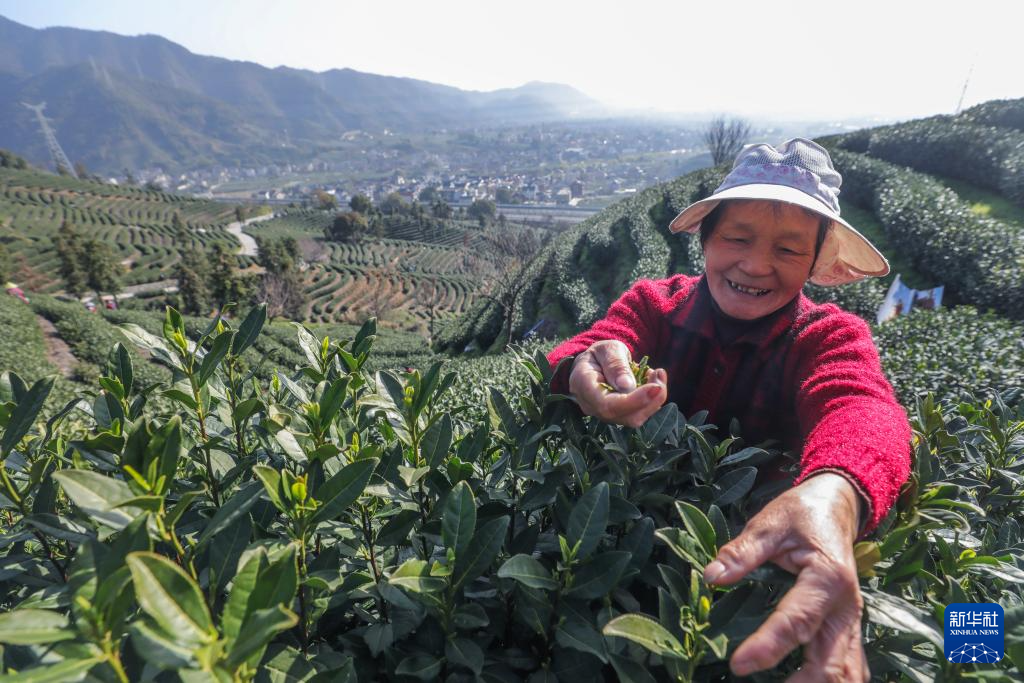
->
[0,15,604,172]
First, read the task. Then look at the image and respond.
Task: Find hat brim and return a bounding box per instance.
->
[667,183,890,287]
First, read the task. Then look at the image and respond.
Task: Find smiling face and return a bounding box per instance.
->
[702,200,822,320]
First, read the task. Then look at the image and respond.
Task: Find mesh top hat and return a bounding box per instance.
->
[668,138,889,286]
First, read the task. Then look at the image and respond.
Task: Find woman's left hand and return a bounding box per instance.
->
[702,472,869,682]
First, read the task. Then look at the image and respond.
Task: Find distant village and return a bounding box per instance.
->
[134,122,714,210]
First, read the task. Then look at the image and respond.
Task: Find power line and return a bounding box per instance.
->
[22,101,78,178]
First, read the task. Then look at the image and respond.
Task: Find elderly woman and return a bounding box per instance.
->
[546,139,911,681]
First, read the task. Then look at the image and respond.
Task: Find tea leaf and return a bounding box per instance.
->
[602,614,685,659]
[568,481,609,561]
[453,515,509,589]
[1,375,53,457]
[232,303,266,355]
[395,655,443,680]
[442,481,476,559]
[497,554,558,590]
[421,412,453,468]
[311,457,378,525]
[0,656,103,682]
[390,559,446,593]
[446,636,485,675]
[713,467,757,506]
[225,605,298,669]
[566,551,631,599]
[197,330,234,387]
[674,500,717,560]
[126,551,215,646]
[53,470,139,530]
[0,609,74,645]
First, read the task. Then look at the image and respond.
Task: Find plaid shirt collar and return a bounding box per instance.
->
[668,274,806,349]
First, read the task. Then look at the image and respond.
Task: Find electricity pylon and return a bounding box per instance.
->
[22,102,78,178]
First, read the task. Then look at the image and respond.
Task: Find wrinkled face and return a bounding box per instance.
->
[703,200,819,320]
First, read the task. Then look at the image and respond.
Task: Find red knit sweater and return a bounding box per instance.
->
[546,274,912,532]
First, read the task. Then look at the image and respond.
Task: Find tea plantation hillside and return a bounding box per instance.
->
[0,167,242,291]
[245,209,549,329]
[2,101,1024,680]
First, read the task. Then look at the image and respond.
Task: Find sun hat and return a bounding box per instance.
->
[668,138,889,286]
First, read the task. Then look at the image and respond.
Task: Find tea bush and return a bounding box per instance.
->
[832,150,1024,319]
[1,307,1023,681]
[875,306,1024,407]
[847,118,1024,207]
[959,98,1024,132]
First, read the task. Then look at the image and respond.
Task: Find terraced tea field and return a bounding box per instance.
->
[248,210,538,328]
[0,169,239,290]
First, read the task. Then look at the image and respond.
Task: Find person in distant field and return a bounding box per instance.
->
[4,282,28,303]
[547,139,911,682]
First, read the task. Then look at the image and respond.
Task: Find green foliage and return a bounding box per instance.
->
[0,292,62,393]
[834,111,1024,207]
[53,220,89,297]
[0,314,1022,681]
[325,211,370,243]
[467,198,497,226]
[82,238,124,300]
[0,149,30,170]
[876,306,1024,405]
[175,247,212,315]
[0,243,12,284]
[349,194,373,214]
[0,166,238,293]
[959,97,1024,131]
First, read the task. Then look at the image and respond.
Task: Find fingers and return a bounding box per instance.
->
[784,613,868,683]
[730,561,837,675]
[703,510,791,586]
[592,340,636,392]
[568,343,668,428]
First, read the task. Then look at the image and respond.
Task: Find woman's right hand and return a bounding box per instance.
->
[568,340,668,428]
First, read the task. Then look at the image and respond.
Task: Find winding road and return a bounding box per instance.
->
[226,213,275,256]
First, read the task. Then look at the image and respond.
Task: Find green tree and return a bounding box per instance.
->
[432,200,452,220]
[418,186,438,203]
[175,247,211,315]
[207,242,249,309]
[0,243,13,284]
[468,198,497,227]
[0,149,29,169]
[54,221,89,297]
[256,237,307,320]
[314,190,338,211]
[378,192,409,216]
[144,180,163,192]
[172,212,188,244]
[349,194,372,214]
[83,239,123,304]
[325,212,369,243]
[495,186,514,204]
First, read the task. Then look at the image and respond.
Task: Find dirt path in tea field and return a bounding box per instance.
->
[36,315,77,378]
[226,214,275,257]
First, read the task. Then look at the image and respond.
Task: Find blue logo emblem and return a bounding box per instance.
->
[945,603,1003,663]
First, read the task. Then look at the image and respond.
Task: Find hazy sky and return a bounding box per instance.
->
[2,0,1021,121]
